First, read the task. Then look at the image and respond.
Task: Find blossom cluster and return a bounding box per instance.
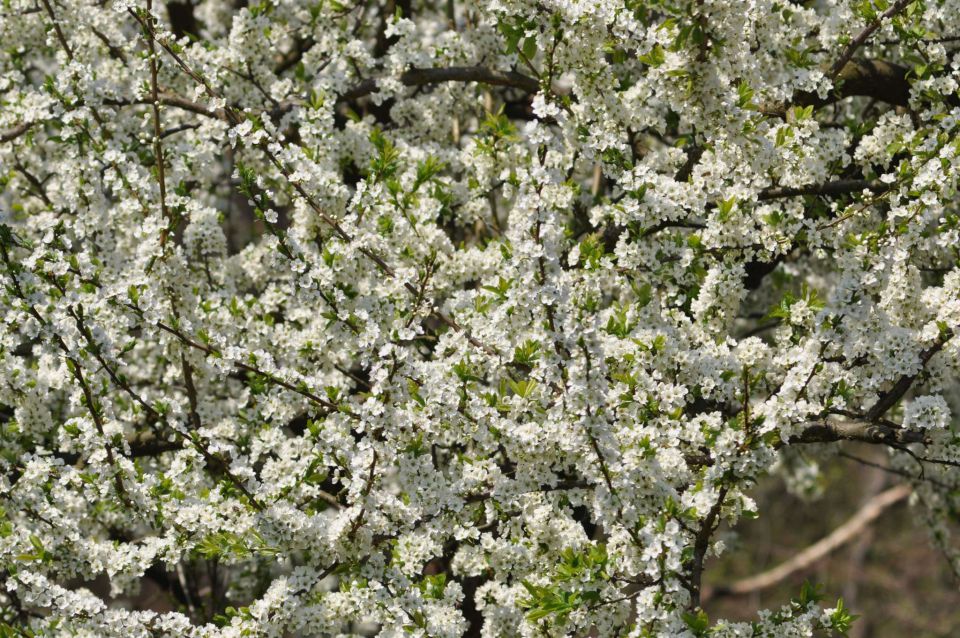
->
[1,0,959,636]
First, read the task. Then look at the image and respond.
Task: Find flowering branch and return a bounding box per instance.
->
[829,0,915,78]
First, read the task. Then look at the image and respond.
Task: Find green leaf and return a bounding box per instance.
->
[513,340,541,366]
[775,125,792,147]
[369,128,401,181]
[418,573,448,600]
[794,580,825,608]
[633,282,653,308]
[639,43,666,67]
[508,378,537,399]
[682,609,710,636]
[736,80,755,109]
[787,104,814,122]
[716,196,737,221]
[829,598,859,636]
[521,35,537,60]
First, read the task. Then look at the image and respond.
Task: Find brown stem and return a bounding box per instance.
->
[144,0,173,247]
[688,484,730,609]
[69,359,134,508]
[39,0,74,58]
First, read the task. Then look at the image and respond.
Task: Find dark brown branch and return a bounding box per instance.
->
[58,433,182,466]
[339,66,540,102]
[69,359,134,507]
[101,92,224,120]
[275,36,315,75]
[840,450,957,489]
[865,332,953,421]
[764,58,912,115]
[823,58,911,107]
[1,121,33,143]
[689,484,730,609]
[758,179,887,200]
[906,453,960,476]
[39,0,74,58]
[161,123,201,138]
[790,419,928,446]
[90,25,127,63]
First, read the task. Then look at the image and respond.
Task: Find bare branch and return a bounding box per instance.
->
[705,484,910,600]
[340,66,541,102]
[789,419,928,446]
[1,121,33,143]
[764,58,913,115]
[58,433,182,466]
[828,58,912,106]
[759,179,887,200]
[840,450,958,490]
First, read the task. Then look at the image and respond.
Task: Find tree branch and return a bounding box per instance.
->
[820,58,911,107]
[339,65,541,102]
[758,179,887,200]
[830,0,914,78]
[101,92,224,120]
[789,419,928,446]
[866,332,953,421]
[57,433,182,466]
[0,121,33,143]
[705,484,910,600]
[765,58,912,115]
[3,93,224,145]
[689,484,730,609]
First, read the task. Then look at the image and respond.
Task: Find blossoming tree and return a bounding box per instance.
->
[1,0,959,635]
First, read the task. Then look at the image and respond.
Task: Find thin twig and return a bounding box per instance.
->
[144,0,173,247]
